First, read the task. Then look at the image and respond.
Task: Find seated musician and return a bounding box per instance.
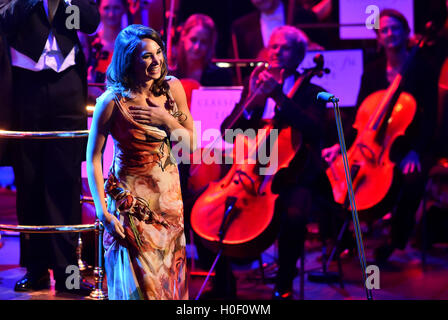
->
[217,25,337,300]
[322,9,439,264]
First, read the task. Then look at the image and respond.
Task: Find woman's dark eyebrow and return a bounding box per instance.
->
[141,48,162,56]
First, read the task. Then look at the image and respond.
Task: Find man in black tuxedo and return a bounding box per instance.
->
[0,0,99,294]
[0,31,13,166]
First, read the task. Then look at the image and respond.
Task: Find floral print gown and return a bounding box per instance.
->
[102,90,188,300]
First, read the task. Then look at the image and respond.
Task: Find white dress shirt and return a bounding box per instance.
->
[260,1,285,48]
[10,0,77,73]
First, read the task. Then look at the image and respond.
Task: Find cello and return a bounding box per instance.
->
[326,32,431,211]
[190,55,328,258]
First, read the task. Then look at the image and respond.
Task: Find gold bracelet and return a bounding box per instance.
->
[172,111,188,123]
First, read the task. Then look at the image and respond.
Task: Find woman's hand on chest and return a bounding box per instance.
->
[128,96,173,128]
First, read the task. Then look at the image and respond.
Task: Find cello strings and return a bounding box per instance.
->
[332,100,373,300]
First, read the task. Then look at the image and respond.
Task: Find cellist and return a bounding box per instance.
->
[211,25,338,300]
[322,9,439,264]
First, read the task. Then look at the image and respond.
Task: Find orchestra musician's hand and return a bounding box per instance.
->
[322,143,340,164]
[400,150,421,174]
[257,68,285,99]
[248,64,266,96]
[247,64,270,108]
[247,65,285,108]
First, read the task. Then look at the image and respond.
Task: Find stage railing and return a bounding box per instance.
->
[0,129,107,300]
[0,130,90,139]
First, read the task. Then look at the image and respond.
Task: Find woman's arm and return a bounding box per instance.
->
[165,77,197,152]
[86,91,125,239]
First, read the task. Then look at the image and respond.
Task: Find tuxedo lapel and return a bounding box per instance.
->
[13,1,51,61]
[48,0,61,23]
[36,0,50,27]
[53,0,77,58]
[5,0,89,63]
[22,0,74,60]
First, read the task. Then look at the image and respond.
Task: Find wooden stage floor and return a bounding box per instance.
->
[1,187,448,301]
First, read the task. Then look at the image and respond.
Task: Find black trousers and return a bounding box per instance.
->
[353,163,427,248]
[384,168,426,250]
[11,66,86,280]
[274,167,342,291]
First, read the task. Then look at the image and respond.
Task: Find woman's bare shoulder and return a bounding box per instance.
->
[166,76,185,96]
[93,90,118,116]
[167,75,182,86]
[97,90,117,106]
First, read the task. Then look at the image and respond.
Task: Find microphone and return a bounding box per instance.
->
[317,91,339,103]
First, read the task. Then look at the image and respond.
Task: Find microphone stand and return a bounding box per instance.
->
[330,96,373,301]
[194,196,237,300]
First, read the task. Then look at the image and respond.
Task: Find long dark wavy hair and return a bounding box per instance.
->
[106,24,169,98]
